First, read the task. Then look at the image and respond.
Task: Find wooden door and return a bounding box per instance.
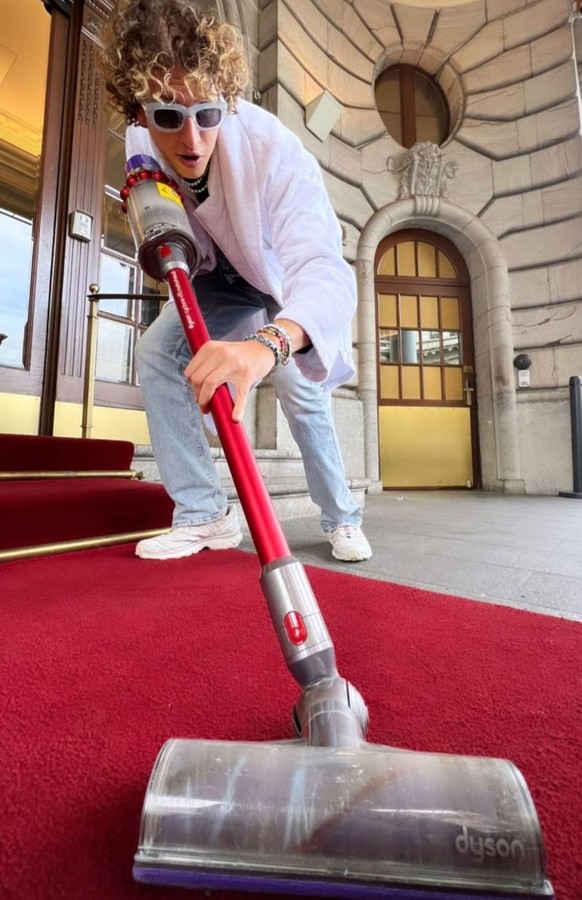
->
[375,230,480,489]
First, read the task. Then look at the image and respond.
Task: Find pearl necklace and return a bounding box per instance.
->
[183,168,209,196]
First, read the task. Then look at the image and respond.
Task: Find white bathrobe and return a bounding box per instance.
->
[125,99,356,390]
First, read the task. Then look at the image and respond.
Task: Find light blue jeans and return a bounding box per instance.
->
[135,272,361,532]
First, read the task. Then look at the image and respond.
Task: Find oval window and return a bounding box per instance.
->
[375,64,450,148]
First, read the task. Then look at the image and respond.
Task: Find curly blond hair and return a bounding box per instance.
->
[100,0,249,124]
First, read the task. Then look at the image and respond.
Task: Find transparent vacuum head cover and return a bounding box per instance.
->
[134,738,553,897]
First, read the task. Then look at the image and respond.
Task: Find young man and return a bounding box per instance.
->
[100,0,372,562]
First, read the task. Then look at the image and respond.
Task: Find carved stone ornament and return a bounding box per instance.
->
[387,142,458,200]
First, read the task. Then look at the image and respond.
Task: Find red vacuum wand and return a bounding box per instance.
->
[160,245,290,566]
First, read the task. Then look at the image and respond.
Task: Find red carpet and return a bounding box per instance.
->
[1,546,580,899]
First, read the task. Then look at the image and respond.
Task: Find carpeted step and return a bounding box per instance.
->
[0,432,135,472]
[0,434,174,556]
[0,477,173,551]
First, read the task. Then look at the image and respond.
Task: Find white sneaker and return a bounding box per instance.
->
[329,525,372,562]
[136,506,242,559]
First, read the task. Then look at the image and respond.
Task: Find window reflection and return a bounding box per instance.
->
[443,331,461,365]
[421,330,442,364]
[379,328,398,363]
[139,299,162,327]
[401,330,419,364]
[103,193,135,257]
[96,320,133,383]
[0,211,33,367]
[107,108,127,141]
[98,257,136,316]
[140,274,167,326]
[139,300,159,327]
[105,125,126,192]
[380,329,428,364]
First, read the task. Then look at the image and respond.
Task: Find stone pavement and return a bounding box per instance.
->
[241,490,582,623]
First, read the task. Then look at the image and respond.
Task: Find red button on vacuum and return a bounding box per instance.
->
[283,611,308,645]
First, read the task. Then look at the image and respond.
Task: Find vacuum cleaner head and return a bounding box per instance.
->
[133,738,553,899]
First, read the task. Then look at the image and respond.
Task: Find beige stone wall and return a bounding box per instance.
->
[255,0,582,494]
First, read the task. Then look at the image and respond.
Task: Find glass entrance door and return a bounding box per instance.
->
[0,0,50,371]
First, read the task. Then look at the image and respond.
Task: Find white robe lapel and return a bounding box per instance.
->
[195,112,273,294]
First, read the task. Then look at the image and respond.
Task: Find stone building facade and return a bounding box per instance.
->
[228,0,582,496]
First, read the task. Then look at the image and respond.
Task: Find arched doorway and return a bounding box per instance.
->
[374,229,480,489]
[357,197,521,494]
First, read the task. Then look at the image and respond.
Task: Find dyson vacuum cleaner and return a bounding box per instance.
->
[122,155,553,900]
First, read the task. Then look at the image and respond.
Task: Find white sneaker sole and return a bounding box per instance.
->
[136,532,243,560]
[331,548,372,562]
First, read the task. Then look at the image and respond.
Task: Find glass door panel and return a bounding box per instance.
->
[441,296,460,330]
[417,242,436,277]
[0,0,50,369]
[401,366,421,400]
[96,320,133,383]
[443,331,461,365]
[397,241,415,276]
[98,256,136,315]
[0,215,34,366]
[375,292,467,403]
[423,367,442,400]
[421,330,441,364]
[377,246,395,276]
[140,273,167,327]
[444,367,463,401]
[378,293,397,326]
[380,366,399,400]
[399,295,418,328]
[420,295,439,329]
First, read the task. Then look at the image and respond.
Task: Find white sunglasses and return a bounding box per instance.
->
[142,98,228,133]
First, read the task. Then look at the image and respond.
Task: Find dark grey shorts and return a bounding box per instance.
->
[193,248,278,341]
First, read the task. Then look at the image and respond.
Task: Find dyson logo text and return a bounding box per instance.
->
[455,826,526,864]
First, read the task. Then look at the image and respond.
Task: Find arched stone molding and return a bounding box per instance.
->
[356,198,524,494]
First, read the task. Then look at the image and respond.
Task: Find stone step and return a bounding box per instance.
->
[132,445,368,523]
[134,446,307,482]
[228,476,369,525]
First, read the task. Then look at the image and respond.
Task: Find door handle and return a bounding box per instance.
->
[464,378,474,407]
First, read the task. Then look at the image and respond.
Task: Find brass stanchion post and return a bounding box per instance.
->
[81,284,100,439]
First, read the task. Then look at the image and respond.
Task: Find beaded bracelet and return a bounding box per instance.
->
[258,323,293,366]
[244,332,282,372]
